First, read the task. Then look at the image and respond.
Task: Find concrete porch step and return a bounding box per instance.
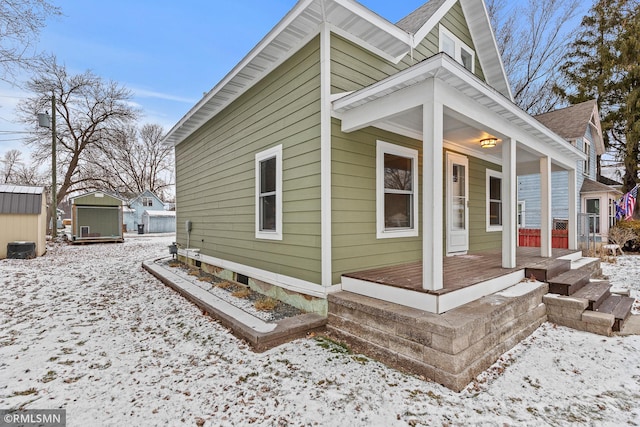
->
[547,269,592,296]
[596,295,635,332]
[571,281,611,311]
[525,258,572,282]
[570,257,602,277]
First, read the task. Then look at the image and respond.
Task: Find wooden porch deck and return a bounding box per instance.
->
[342,247,578,295]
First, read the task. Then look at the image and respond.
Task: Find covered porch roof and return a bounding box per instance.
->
[332,53,585,173]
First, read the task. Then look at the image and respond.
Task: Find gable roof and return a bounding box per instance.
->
[396,0,448,32]
[0,185,44,215]
[580,177,622,195]
[70,190,127,205]
[164,0,511,147]
[598,175,622,187]
[129,190,163,205]
[534,100,605,154]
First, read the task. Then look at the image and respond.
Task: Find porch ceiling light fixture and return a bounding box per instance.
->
[480,137,498,148]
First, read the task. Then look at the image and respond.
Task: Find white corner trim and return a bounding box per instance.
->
[341,276,438,313]
[320,24,333,288]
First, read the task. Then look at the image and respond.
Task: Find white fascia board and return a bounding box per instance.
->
[337,83,427,133]
[333,0,412,45]
[437,80,581,170]
[412,0,459,46]
[459,0,513,100]
[328,24,407,64]
[333,54,582,169]
[164,0,317,147]
[333,55,442,112]
[433,58,584,165]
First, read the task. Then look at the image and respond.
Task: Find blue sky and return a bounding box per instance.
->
[0,0,432,155]
[0,0,588,157]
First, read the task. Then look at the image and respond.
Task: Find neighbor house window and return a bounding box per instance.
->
[142,197,153,207]
[486,169,502,231]
[376,141,419,239]
[439,25,475,72]
[517,201,525,228]
[582,138,591,176]
[586,198,600,234]
[255,145,282,240]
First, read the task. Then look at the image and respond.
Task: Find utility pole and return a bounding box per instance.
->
[51,92,57,239]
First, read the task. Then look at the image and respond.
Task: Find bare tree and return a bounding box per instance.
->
[486,0,581,114]
[0,0,61,81]
[0,148,47,185]
[17,57,139,221]
[1,149,23,183]
[85,123,174,199]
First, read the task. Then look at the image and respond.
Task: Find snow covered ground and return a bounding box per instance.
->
[1,235,639,426]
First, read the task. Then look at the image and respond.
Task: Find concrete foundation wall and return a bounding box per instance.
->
[327,282,549,392]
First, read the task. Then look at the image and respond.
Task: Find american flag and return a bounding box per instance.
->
[624,184,638,220]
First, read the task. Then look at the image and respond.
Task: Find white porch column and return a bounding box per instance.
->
[568,168,577,250]
[502,137,517,268]
[422,83,444,291]
[540,156,552,257]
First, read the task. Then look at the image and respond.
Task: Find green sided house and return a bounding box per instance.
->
[165,0,587,389]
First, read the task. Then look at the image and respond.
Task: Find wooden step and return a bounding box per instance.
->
[525,258,572,282]
[547,269,592,296]
[572,281,611,310]
[597,295,635,331]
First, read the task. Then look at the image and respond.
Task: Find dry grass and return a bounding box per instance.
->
[12,387,37,396]
[197,276,214,283]
[215,281,232,289]
[254,298,278,311]
[168,260,182,268]
[232,288,251,299]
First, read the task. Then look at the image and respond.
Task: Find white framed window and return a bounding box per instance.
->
[517,201,525,228]
[142,197,153,207]
[439,25,475,72]
[486,169,503,231]
[582,138,591,176]
[586,198,600,234]
[255,145,282,240]
[376,141,419,239]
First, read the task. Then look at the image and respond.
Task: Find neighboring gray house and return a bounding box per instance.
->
[518,100,620,243]
[123,190,167,232]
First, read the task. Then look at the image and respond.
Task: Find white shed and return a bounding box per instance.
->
[142,210,176,233]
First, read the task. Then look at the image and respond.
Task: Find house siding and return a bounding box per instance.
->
[330,1,484,95]
[175,36,323,285]
[331,120,422,284]
[518,130,594,228]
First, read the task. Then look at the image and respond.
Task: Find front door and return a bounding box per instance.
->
[446,152,469,254]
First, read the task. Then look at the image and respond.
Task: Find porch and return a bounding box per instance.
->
[341,247,581,314]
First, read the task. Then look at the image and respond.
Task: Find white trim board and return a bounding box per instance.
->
[341,269,525,314]
[177,249,336,298]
